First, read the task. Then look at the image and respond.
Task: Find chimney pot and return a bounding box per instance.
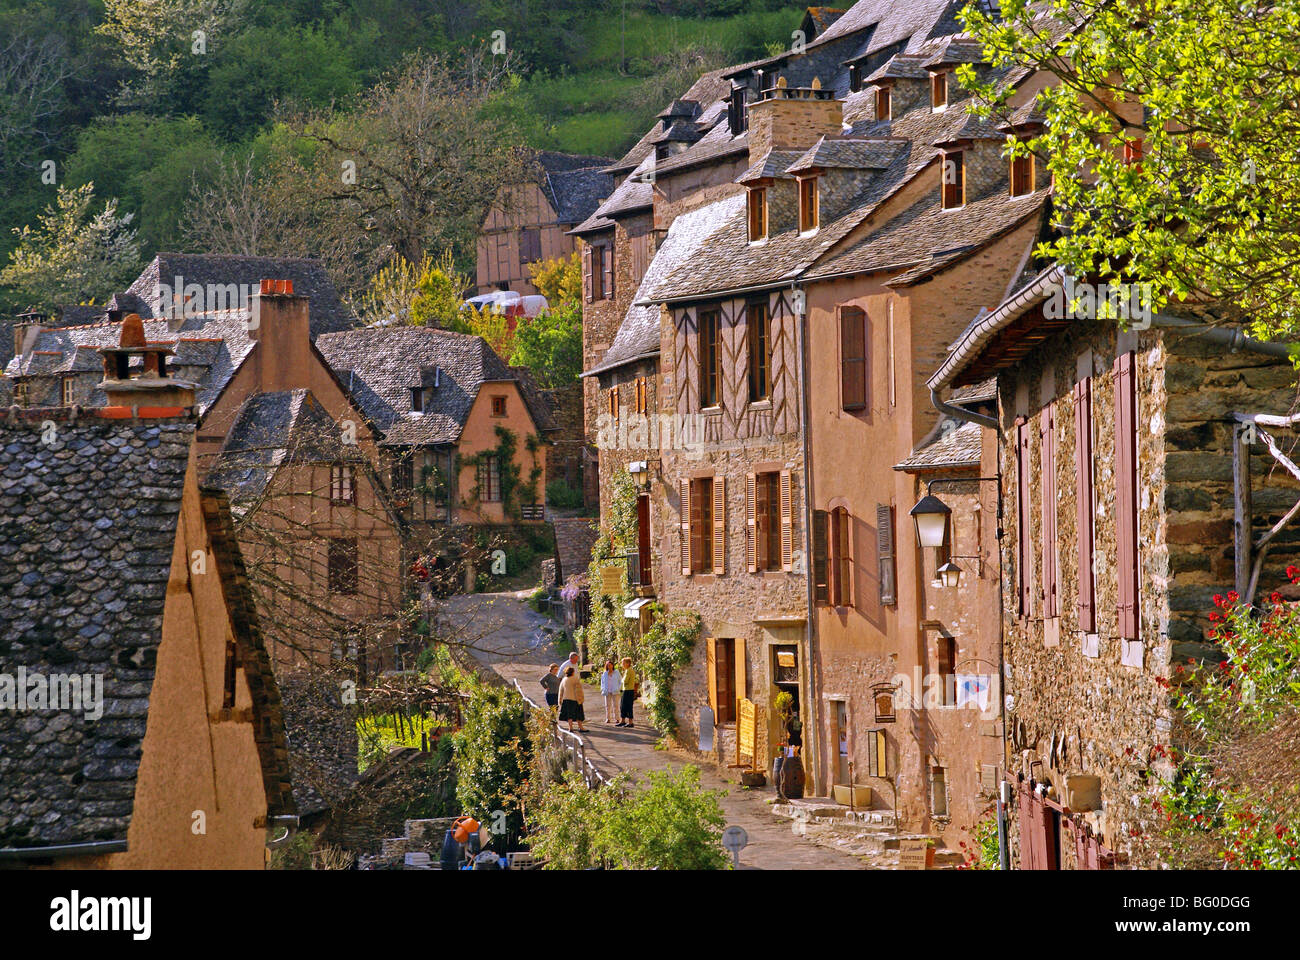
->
[120,313,146,348]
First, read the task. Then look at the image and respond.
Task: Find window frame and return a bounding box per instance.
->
[490,395,507,418]
[698,308,722,409]
[61,377,76,406]
[941,150,965,209]
[328,537,359,595]
[746,299,771,403]
[330,462,356,504]
[930,70,948,111]
[874,86,891,121]
[478,454,502,503]
[798,176,820,232]
[1010,140,1035,197]
[747,186,768,242]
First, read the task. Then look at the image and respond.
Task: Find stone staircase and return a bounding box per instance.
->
[771,798,965,869]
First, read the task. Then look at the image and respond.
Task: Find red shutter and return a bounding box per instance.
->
[1114,352,1139,640]
[1073,378,1096,632]
[1017,780,1036,869]
[1039,404,1058,618]
[582,244,593,304]
[1016,418,1032,617]
[839,306,867,411]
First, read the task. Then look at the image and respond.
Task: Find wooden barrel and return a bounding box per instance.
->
[780,754,806,799]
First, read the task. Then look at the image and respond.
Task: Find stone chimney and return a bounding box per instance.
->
[248,279,311,394]
[11,310,45,362]
[747,76,844,164]
[98,313,197,408]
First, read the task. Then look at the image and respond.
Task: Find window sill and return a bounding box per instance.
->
[747,399,772,409]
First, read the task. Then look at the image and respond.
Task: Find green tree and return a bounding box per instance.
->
[961,0,1300,341]
[509,301,582,387]
[2,182,142,309]
[451,680,533,848]
[526,250,582,306]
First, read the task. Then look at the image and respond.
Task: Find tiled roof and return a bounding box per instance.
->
[894,417,982,471]
[315,327,550,446]
[736,149,805,183]
[604,68,736,176]
[812,0,962,53]
[571,165,654,236]
[786,136,904,173]
[552,517,599,583]
[542,164,615,226]
[0,411,190,848]
[866,53,932,82]
[206,389,363,507]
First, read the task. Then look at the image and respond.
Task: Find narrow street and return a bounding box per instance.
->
[449,590,870,870]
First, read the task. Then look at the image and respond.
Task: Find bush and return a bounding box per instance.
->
[529,765,728,869]
[546,479,585,509]
[451,681,534,849]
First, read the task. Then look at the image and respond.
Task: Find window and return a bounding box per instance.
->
[608,386,619,423]
[833,700,850,785]
[1010,144,1034,197]
[1073,377,1097,632]
[328,538,358,595]
[491,395,507,417]
[330,463,355,504]
[747,299,770,402]
[61,377,76,406]
[876,504,897,606]
[747,187,768,242]
[813,508,829,604]
[746,470,790,572]
[410,387,425,413]
[14,381,29,406]
[519,227,541,265]
[931,766,949,818]
[709,637,738,723]
[634,377,648,415]
[636,493,652,587]
[874,86,891,121]
[1114,351,1139,640]
[728,84,748,136]
[930,70,948,110]
[830,506,852,608]
[698,309,721,408]
[1040,403,1059,618]
[941,151,965,209]
[1123,137,1144,167]
[392,454,413,495]
[680,475,723,575]
[937,636,956,706]
[598,243,613,300]
[839,305,867,411]
[478,455,502,502]
[849,63,863,94]
[1016,418,1033,617]
[582,243,614,301]
[799,177,819,232]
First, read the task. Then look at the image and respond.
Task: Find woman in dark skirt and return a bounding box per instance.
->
[557,666,587,733]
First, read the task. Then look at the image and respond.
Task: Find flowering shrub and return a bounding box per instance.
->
[1151,574,1300,868]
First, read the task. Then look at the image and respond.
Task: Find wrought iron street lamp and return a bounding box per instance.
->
[910,494,952,549]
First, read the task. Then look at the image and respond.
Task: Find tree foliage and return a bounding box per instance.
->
[961,0,1300,340]
[452,680,534,847]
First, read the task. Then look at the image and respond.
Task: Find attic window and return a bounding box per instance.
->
[1010,142,1034,197]
[931,71,948,111]
[491,395,507,417]
[14,381,30,406]
[330,463,355,504]
[410,386,426,412]
[747,187,768,242]
[799,177,820,232]
[728,84,748,136]
[875,86,891,121]
[60,377,77,406]
[849,64,863,93]
[941,151,965,209]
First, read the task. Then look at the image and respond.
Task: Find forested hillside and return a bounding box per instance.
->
[0,0,806,313]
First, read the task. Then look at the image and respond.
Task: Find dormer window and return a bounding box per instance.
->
[941,151,965,209]
[875,86,891,121]
[14,381,29,406]
[930,71,948,111]
[728,84,748,136]
[61,377,77,406]
[410,386,426,412]
[747,186,768,242]
[799,177,819,232]
[1010,141,1034,197]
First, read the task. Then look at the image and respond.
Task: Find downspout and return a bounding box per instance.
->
[795,281,823,795]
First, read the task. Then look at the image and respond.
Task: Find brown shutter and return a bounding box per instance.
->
[841,509,854,609]
[839,306,867,411]
[813,508,829,604]
[602,244,614,300]
[779,469,794,571]
[706,638,718,718]
[679,478,691,576]
[735,638,747,707]
[712,475,726,576]
[1074,378,1096,632]
[745,472,758,573]
[876,504,896,606]
[1040,404,1058,618]
[1016,418,1032,617]
[582,244,593,303]
[1114,352,1139,640]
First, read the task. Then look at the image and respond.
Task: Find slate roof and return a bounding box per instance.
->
[894,417,982,471]
[786,136,904,173]
[737,149,806,183]
[571,162,654,236]
[315,327,553,447]
[604,68,737,176]
[552,516,599,583]
[206,390,364,508]
[532,152,615,226]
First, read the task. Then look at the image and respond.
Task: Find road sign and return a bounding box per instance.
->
[721,825,748,868]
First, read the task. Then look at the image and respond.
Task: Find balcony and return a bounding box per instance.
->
[623,551,653,593]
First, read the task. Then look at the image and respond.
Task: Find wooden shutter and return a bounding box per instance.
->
[839,306,867,411]
[582,244,593,303]
[745,472,758,573]
[867,729,886,777]
[705,638,718,717]
[1114,352,1139,639]
[876,504,896,606]
[735,638,747,706]
[779,470,794,571]
[1016,418,1032,617]
[602,244,614,300]
[679,478,692,575]
[1039,404,1058,618]
[712,476,726,576]
[1073,378,1096,632]
[1018,781,1036,869]
[813,508,829,604]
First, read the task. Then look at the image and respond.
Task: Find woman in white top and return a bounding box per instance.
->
[599,660,623,724]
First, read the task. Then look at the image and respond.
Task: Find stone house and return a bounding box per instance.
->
[928,265,1299,868]
[477,151,612,296]
[0,363,293,868]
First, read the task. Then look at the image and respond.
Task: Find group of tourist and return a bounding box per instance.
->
[539,653,638,734]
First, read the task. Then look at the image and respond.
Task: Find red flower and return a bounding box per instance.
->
[1287,565,1300,582]
[1212,594,1225,607]
[1228,590,1240,603]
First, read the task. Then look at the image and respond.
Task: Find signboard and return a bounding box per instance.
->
[738,699,756,761]
[899,840,932,870]
[600,563,623,594]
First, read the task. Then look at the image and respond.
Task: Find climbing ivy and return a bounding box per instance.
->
[639,604,701,737]
[460,425,542,521]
